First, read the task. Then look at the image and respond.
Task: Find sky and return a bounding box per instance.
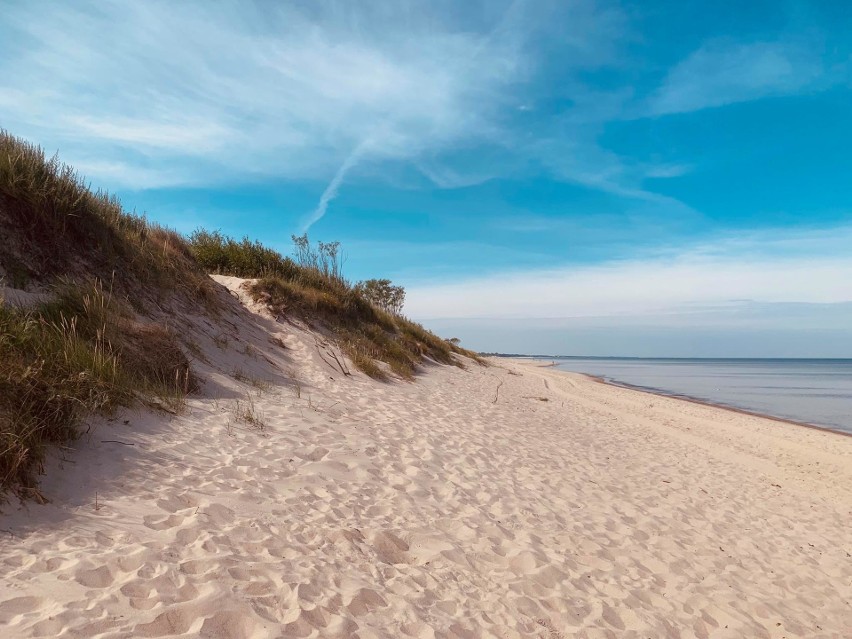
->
[2,0,851,356]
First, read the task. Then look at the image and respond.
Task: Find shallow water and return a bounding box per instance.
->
[551,358,852,434]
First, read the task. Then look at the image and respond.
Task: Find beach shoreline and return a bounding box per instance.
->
[1,286,850,637]
[511,357,852,439]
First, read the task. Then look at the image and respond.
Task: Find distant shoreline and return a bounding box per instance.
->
[509,357,852,439]
[591,373,852,438]
[585,371,851,439]
[488,354,852,362]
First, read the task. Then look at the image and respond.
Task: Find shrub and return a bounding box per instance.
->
[291,233,344,282]
[353,279,406,315]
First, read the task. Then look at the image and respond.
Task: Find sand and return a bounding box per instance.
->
[1,276,850,638]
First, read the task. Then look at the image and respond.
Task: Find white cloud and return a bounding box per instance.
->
[0,1,528,190]
[0,0,659,217]
[404,225,852,319]
[0,1,840,228]
[67,116,231,154]
[648,40,824,116]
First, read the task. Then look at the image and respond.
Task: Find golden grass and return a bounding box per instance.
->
[186,225,485,375]
[249,275,483,379]
[0,130,216,303]
[0,283,195,496]
[0,129,482,497]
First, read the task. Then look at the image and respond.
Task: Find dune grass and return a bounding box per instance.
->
[188,229,301,280]
[0,130,216,304]
[0,282,194,497]
[0,130,481,496]
[187,229,484,378]
[250,275,450,379]
[0,131,207,498]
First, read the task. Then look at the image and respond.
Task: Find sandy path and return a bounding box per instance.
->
[1,279,849,638]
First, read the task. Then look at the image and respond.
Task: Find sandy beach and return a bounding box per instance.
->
[1,277,850,638]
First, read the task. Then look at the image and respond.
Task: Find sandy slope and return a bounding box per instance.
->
[1,277,850,639]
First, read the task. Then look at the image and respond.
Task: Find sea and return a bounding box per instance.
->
[550,357,852,435]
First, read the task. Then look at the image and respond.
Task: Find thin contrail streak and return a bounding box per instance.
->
[302,140,371,231]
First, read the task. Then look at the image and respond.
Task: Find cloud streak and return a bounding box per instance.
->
[302,139,372,231]
[647,40,824,116]
[404,225,852,319]
[0,1,528,190]
[0,1,843,230]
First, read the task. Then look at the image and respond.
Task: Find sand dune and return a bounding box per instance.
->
[1,277,850,638]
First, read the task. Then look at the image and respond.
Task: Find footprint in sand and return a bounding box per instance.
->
[134,607,196,637]
[156,494,197,513]
[199,609,262,639]
[281,606,331,636]
[294,446,330,462]
[0,596,45,622]
[203,503,236,526]
[116,551,147,572]
[179,559,218,576]
[74,565,114,588]
[30,617,65,637]
[370,531,413,565]
[346,588,388,617]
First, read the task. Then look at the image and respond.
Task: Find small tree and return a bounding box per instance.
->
[355,278,406,315]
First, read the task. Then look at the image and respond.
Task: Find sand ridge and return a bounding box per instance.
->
[0,277,850,638]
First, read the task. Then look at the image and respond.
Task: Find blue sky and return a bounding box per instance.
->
[2,0,851,355]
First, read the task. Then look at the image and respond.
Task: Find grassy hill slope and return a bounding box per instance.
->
[0,131,480,498]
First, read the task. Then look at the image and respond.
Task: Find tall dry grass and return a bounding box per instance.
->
[0,131,207,497]
[187,230,484,378]
[0,282,194,497]
[0,130,215,303]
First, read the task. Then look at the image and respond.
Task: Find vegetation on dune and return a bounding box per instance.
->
[0,130,215,303]
[187,229,301,280]
[0,131,205,498]
[0,282,193,497]
[187,231,485,379]
[0,130,481,497]
[354,279,405,315]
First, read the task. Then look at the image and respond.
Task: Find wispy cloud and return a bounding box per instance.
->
[647,40,825,116]
[0,1,843,230]
[0,0,664,214]
[404,225,852,319]
[0,1,527,191]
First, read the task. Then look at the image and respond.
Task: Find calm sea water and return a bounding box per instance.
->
[551,358,852,434]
